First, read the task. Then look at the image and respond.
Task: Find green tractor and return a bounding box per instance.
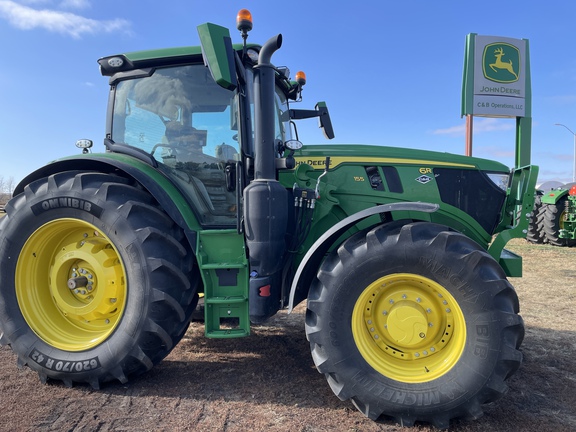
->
[0,10,537,428]
[527,182,576,246]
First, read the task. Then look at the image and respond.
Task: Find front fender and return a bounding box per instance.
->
[287,202,439,312]
[14,153,201,239]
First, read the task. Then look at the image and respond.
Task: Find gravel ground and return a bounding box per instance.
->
[1,239,575,431]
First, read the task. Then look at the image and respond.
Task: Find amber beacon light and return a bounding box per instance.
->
[295,71,307,86]
[236,9,253,33]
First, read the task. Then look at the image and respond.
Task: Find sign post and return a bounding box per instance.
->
[461,34,531,167]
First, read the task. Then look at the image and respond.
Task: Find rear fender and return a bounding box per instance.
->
[14,155,201,245]
[287,202,439,311]
[540,188,568,205]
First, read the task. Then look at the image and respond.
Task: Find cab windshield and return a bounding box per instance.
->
[111,63,292,226]
[112,65,240,163]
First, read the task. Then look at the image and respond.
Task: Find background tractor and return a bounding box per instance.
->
[527,181,576,246]
[0,10,537,429]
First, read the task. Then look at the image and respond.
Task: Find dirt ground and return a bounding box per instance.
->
[1,239,575,432]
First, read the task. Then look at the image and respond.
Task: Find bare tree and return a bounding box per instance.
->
[0,175,15,207]
[5,176,15,194]
[0,176,16,193]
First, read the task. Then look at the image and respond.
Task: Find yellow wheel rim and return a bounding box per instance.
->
[16,219,127,351]
[352,273,466,383]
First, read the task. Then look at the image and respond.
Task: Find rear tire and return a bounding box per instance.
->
[0,172,198,387]
[305,222,524,428]
[543,196,576,246]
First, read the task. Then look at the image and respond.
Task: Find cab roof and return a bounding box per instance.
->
[98,43,259,77]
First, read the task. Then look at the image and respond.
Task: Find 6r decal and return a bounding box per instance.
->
[30,349,101,373]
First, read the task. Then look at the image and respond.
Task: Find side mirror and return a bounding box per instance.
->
[315,102,334,140]
[289,101,335,140]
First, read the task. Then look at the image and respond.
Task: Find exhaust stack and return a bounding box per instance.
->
[244,33,288,323]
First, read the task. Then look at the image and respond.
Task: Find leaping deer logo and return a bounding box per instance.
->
[482,43,520,83]
[489,47,518,80]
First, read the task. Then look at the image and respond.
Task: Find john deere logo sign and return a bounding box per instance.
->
[461,35,528,118]
[482,43,520,83]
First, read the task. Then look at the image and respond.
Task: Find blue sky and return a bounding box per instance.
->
[1,0,576,188]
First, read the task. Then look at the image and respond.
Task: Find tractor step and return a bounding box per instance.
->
[197,229,250,338]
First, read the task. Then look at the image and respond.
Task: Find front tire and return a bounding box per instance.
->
[0,172,198,387]
[305,222,524,428]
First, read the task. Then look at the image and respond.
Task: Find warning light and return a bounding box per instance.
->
[295,71,307,86]
[236,9,253,33]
